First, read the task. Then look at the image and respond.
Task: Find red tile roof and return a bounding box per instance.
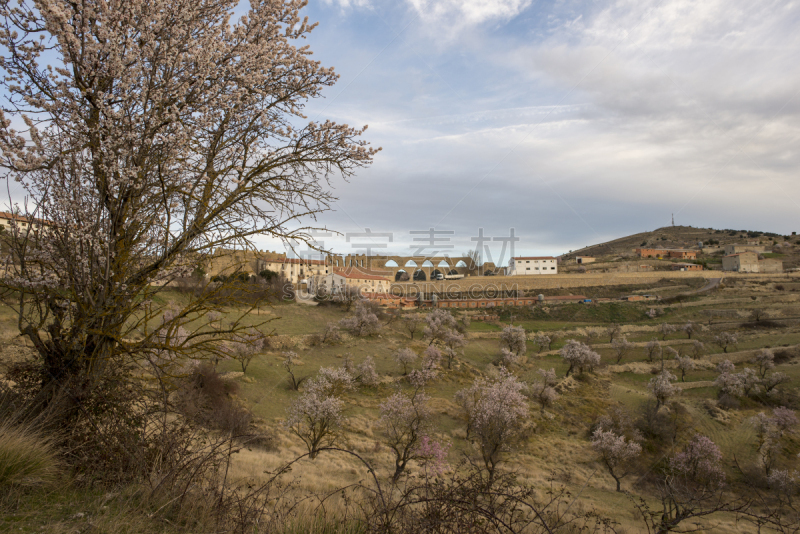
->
[512,256,556,260]
[0,211,51,225]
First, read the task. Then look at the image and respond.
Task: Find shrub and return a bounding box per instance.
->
[176,363,252,436]
[0,420,58,487]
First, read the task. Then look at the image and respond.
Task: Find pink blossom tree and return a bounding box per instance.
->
[713,332,738,353]
[339,300,382,337]
[228,328,267,374]
[500,325,527,357]
[355,356,380,388]
[591,428,642,491]
[286,374,348,460]
[683,321,697,339]
[378,388,433,482]
[648,370,679,409]
[751,407,799,476]
[559,340,600,377]
[0,0,376,416]
[752,349,776,379]
[675,355,695,382]
[423,309,459,346]
[534,334,552,353]
[529,368,558,411]
[455,367,529,481]
[660,323,677,340]
[393,348,418,376]
[637,435,740,534]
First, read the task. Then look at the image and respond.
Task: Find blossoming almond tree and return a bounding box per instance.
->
[0,0,377,412]
[378,388,433,482]
[591,428,642,492]
[455,367,529,482]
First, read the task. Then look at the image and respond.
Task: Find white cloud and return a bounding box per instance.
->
[321,0,372,10]
[406,0,533,25]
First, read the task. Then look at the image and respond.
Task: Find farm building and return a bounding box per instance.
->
[508,256,558,275]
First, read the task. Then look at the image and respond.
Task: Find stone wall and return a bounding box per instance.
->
[388,271,800,295]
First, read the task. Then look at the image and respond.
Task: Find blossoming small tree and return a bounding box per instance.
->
[591,428,642,491]
[455,367,529,481]
[0,0,377,423]
[378,389,433,482]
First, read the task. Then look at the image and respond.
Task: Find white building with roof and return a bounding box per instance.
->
[317,267,393,295]
[508,256,558,275]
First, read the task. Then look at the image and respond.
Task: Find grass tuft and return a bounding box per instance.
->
[0,420,59,488]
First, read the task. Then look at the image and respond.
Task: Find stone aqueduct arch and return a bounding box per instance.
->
[324,254,497,282]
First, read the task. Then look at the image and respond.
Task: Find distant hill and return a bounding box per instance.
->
[560,226,799,269]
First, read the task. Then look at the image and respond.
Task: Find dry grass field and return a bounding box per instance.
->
[2,272,799,532]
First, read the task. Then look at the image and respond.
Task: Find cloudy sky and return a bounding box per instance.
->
[262,0,800,263]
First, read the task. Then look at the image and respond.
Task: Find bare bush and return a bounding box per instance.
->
[606,323,622,343]
[529,368,558,411]
[176,363,253,437]
[611,337,634,364]
[282,352,307,391]
[646,338,663,362]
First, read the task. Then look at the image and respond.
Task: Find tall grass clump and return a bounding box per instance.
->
[280,515,366,534]
[0,420,58,487]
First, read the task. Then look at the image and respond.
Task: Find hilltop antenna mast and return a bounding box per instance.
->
[671,213,675,226]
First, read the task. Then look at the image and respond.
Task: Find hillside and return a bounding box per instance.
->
[561,225,800,270]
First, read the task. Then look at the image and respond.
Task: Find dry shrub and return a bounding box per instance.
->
[773,347,800,364]
[636,401,688,448]
[717,394,741,411]
[176,363,253,437]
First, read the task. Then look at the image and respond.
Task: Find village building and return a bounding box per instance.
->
[317,267,392,295]
[635,248,698,260]
[576,256,596,264]
[671,262,703,271]
[0,211,52,234]
[758,258,784,273]
[724,244,767,255]
[722,252,759,273]
[508,256,558,275]
[258,257,328,284]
